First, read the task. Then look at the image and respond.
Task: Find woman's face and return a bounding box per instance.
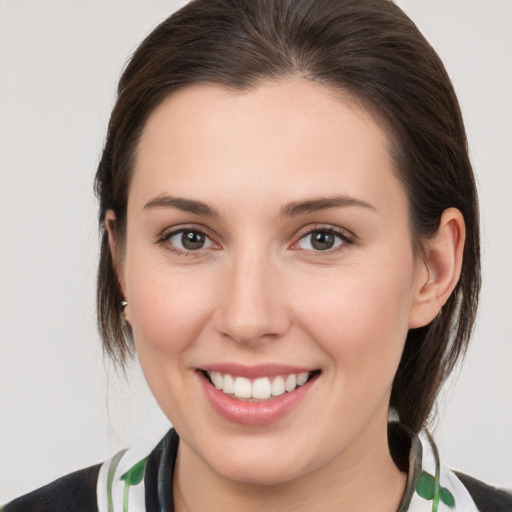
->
[117,79,429,484]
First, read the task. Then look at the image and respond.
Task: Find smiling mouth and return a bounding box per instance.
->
[202,370,321,401]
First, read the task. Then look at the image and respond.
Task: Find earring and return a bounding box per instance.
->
[121,300,128,325]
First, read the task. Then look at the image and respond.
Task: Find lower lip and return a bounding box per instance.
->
[199,372,318,426]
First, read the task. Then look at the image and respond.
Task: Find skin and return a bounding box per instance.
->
[107,78,465,511]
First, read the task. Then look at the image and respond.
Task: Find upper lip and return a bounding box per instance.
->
[199,363,317,379]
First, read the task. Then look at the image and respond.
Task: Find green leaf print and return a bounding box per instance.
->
[121,458,147,486]
[440,486,455,507]
[417,471,436,500]
[416,471,455,509]
[120,458,147,512]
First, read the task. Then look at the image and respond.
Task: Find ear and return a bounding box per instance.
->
[409,208,465,328]
[105,209,127,299]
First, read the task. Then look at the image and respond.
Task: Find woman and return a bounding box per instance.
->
[3,0,511,510]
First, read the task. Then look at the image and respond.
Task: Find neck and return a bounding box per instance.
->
[173,419,407,512]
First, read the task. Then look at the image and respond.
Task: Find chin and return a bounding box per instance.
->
[188,428,321,487]
[212,453,306,486]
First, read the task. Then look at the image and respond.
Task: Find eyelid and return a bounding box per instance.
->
[157,224,221,252]
[156,223,355,254]
[290,224,356,251]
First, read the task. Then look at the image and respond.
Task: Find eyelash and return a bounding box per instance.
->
[292,226,354,254]
[158,225,219,257]
[157,224,354,256]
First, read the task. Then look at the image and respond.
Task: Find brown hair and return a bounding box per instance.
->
[95,0,480,432]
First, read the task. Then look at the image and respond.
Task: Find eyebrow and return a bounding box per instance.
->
[143,194,219,216]
[280,195,375,217]
[143,193,375,217]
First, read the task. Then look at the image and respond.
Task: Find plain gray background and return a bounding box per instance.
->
[1,0,511,502]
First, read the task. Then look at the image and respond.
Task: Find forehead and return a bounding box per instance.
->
[131,78,405,217]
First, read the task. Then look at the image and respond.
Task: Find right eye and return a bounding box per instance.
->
[163,229,217,253]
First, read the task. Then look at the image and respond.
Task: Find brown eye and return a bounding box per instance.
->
[311,231,336,250]
[181,231,205,250]
[296,229,345,251]
[166,229,214,252]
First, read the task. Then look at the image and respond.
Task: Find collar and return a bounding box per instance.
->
[97,424,478,512]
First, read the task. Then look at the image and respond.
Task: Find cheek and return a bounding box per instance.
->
[125,257,218,357]
[123,259,221,420]
[293,262,415,377]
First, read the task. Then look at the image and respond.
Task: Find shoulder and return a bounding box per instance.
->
[1,429,178,512]
[455,472,512,512]
[390,422,512,512]
[1,464,100,512]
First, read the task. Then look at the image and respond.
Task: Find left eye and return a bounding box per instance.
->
[296,230,346,251]
[166,230,215,251]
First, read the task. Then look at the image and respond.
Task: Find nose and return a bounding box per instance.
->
[214,250,291,345]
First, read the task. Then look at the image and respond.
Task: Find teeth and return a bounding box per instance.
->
[271,376,285,396]
[252,377,272,399]
[285,374,297,392]
[297,372,308,386]
[206,371,312,400]
[234,377,252,398]
[211,371,223,390]
[223,374,235,394]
